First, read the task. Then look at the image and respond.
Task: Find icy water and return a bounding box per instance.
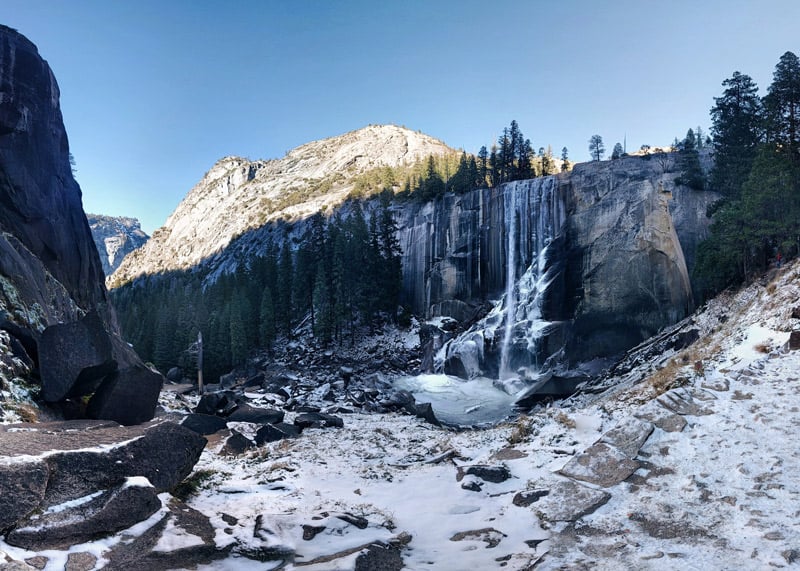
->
[395,374,517,426]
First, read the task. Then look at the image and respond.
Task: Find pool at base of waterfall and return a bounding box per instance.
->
[394,374,518,426]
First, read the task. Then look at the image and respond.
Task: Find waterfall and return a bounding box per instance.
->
[440,177,567,392]
[498,189,517,379]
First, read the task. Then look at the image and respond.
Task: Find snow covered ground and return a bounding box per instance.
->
[3,264,800,569]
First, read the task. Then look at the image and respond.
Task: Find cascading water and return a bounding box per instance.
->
[396,177,568,425]
[498,189,517,380]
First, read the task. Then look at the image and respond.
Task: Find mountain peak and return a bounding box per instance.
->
[87,214,149,276]
[111,125,454,286]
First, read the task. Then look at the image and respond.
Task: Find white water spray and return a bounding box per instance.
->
[498,190,517,379]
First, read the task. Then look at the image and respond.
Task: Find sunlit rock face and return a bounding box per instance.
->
[110,124,454,287]
[87,215,149,276]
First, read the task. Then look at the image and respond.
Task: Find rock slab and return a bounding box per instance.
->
[6,480,161,550]
[558,442,640,487]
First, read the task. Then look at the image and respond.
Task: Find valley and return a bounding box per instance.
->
[1,14,800,571]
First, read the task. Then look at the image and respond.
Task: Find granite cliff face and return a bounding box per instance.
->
[0,25,159,424]
[87,214,149,276]
[0,25,108,329]
[393,153,717,380]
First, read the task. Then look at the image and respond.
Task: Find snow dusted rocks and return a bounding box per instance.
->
[598,417,654,457]
[657,386,716,416]
[5,478,161,550]
[0,420,205,548]
[557,416,652,488]
[532,479,611,523]
[557,442,640,488]
[633,399,688,432]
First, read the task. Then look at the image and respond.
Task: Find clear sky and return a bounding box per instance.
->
[4,0,799,233]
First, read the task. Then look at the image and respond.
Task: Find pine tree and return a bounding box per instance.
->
[763,51,800,160]
[675,129,705,190]
[489,145,499,186]
[450,151,471,194]
[275,241,294,335]
[258,286,275,348]
[229,290,249,366]
[611,142,623,160]
[518,139,534,179]
[477,146,489,186]
[588,135,605,161]
[467,155,480,190]
[710,71,763,198]
[561,147,569,171]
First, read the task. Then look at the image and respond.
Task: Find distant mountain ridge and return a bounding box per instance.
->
[87,214,149,275]
[110,124,454,286]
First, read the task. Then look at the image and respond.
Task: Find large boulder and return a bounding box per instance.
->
[225,404,284,425]
[5,478,161,550]
[0,420,205,507]
[38,311,116,402]
[0,420,205,544]
[87,365,162,426]
[0,461,49,530]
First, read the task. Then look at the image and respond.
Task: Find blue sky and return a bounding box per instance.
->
[4,0,799,233]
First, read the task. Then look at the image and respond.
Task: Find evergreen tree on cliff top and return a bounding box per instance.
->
[676,129,705,190]
[588,135,605,161]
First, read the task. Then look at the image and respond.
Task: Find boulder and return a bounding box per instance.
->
[5,478,161,551]
[456,465,511,484]
[181,413,228,435]
[166,367,183,383]
[533,479,611,522]
[37,421,206,506]
[633,400,687,433]
[598,417,654,458]
[225,404,284,425]
[294,412,344,429]
[557,442,640,488]
[254,422,300,445]
[512,488,549,507]
[788,330,800,350]
[194,391,242,416]
[38,312,116,402]
[656,387,715,416]
[86,365,162,426]
[404,401,441,426]
[354,542,404,571]
[0,461,49,530]
[221,431,255,456]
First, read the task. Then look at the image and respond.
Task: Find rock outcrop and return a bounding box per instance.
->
[87,214,149,276]
[0,25,161,423]
[0,420,206,549]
